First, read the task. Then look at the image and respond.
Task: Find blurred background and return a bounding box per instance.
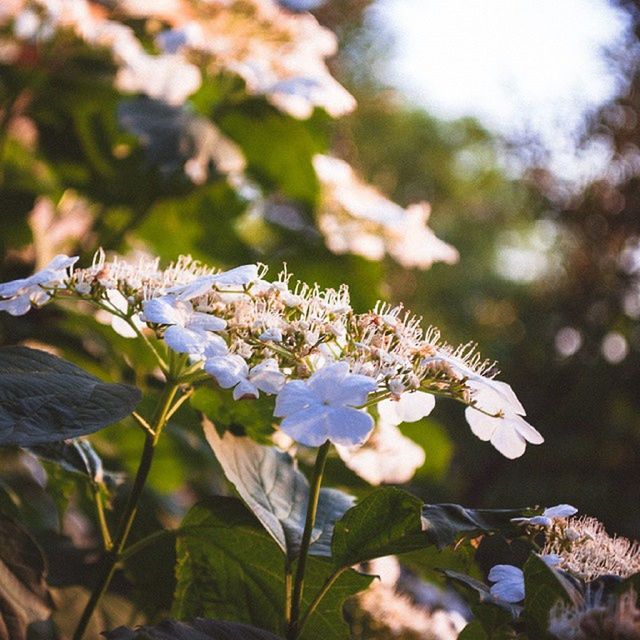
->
[1,0,639,627]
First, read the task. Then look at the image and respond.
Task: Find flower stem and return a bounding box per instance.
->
[72,382,180,640]
[287,440,330,639]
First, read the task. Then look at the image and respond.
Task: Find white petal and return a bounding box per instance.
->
[204,354,248,388]
[325,407,374,447]
[543,504,577,519]
[233,379,259,400]
[212,264,259,287]
[514,416,545,445]
[464,406,497,442]
[142,297,186,326]
[187,311,227,332]
[280,406,330,446]
[326,373,377,408]
[379,391,435,425]
[111,316,138,338]
[164,325,207,354]
[249,360,286,394]
[0,277,31,298]
[0,294,32,316]
[105,289,129,313]
[488,565,525,603]
[274,380,318,417]
[306,361,350,402]
[259,328,283,342]
[202,333,229,358]
[167,275,216,300]
[490,420,527,459]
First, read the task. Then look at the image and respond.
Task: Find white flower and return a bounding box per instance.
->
[511,504,578,527]
[378,391,435,425]
[165,264,260,300]
[95,289,145,338]
[205,355,285,400]
[142,295,226,354]
[488,565,525,603]
[336,421,425,485]
[274,361,376,447]
[426,350,544,459]
[0,254,78,316]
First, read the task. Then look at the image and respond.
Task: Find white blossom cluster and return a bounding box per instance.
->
[0,252,545,461]
[313,155,460,270]
[0,0,354,118]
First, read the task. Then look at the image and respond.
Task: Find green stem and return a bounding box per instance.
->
[284,558,294,627]
[287,440,331,639]
[295,568,347,639]
[93,488,113,552]
[72,382,180,640]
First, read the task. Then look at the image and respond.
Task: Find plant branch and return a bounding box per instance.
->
[295,567,347,639]
[287,440,330,639]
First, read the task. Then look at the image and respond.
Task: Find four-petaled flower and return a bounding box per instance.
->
[142,295,226,355]
[205,355,286,400]
[274,361,377,447]
[0,254,78,316]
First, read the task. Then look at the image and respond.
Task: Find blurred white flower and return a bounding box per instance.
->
[336,421,425,485]
[313,155,458,269]
[274,361,376,446]
[511,504,578,527]
[378,391,436,424]
[205,355,285,400]
[0,254,77,316]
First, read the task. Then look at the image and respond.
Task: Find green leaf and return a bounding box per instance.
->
[0,346,141,446]
[421,504,526,548]
[522,554,577,633]
[191,387,275,444]
[332,487,428,567]
[458,620,489,640]
[104,619,283,640]
[0,514,53,640]
[173,497,371,640]
[202,423,354,559]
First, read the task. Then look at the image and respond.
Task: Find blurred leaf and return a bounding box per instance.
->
[0,514,52,640]
[104,619,283,640]
[191,387,275,444]
[27,439,105,486]
[49,585,144,639]
[332,487,428,567]
[421,504,526,549]
[0,346,141,446]
[173,497,371,639]
[202,424,353,559]
[522,554,577,634]
[218,100,328,203]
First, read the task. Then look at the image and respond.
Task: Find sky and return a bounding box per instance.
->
[370,0,634,181]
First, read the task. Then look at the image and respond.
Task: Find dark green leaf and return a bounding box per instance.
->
[173,497,371,640]
[0,514,52,640]
[191,386,275,444]
[522,554,577,633]
[332,487,428,567]
[458,620,489,640]
[0,346,141,446]
[422,504,527,548]
[104,618,283,640]
[202,423,353,559]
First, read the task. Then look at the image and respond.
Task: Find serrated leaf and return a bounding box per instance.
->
[522,554,578,633]
[0,346,141,446]
[173,497,371,640]
[421,504,527,549]
[202,423,353,559]
[0,514,52,640]
[332,487,428,567]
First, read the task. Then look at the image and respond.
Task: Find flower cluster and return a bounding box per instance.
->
[0,0,354,119]
[313,155,460,270]
[0,251,545,460]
